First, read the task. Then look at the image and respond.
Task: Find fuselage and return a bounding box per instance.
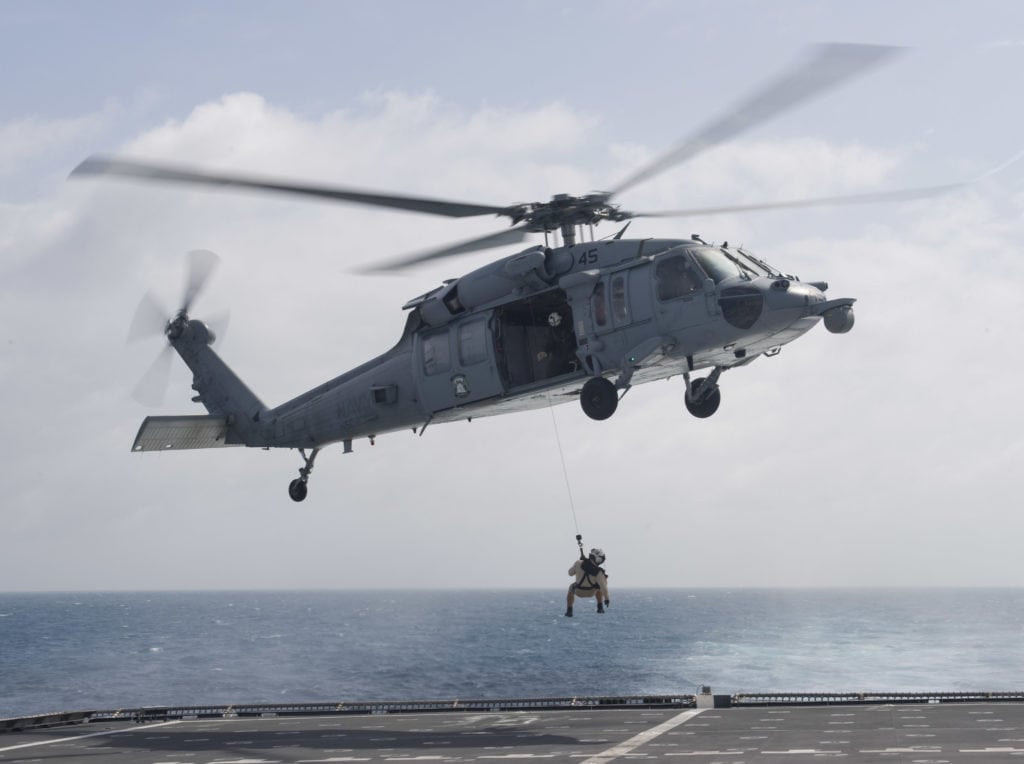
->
[196,236,853,450]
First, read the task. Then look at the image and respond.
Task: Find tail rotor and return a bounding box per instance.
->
[129,249,222,406]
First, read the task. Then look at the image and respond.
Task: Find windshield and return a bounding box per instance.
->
[734,247,781,277]
[690,247,744,284]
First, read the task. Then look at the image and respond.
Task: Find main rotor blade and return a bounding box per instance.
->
[72,156,512,219]
[627,181,967,220]
[363,225,531,272]
[608,43,903,197]
[182,248,220,313]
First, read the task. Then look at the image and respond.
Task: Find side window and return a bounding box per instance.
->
[656,255,700,301]
[592,281,607,327]
[458,320,488,366]
[611,274,629,322]
[422,330,451,376]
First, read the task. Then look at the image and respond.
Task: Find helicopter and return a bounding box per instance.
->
[72,43,981,502]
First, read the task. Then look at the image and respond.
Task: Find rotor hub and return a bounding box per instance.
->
[508,193,629,233]
[166,311,189,340]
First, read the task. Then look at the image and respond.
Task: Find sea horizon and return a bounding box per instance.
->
[4,584,1024,594]
[3,588,1023,718]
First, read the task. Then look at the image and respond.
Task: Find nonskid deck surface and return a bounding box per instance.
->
[5,698,1024,763]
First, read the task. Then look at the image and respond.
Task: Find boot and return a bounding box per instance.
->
[565,606,573,617]
[597,603,605,614]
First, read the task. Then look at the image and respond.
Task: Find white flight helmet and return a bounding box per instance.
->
[589,548,606,565]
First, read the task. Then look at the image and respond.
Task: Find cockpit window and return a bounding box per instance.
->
[655,255,701,301]
[691,247,743,284]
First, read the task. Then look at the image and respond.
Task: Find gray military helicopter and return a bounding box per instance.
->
[73,44,977,501]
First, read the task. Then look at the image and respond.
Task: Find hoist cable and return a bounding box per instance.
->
[546,394,580,538]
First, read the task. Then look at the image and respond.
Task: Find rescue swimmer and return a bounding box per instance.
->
[565,548,609,617]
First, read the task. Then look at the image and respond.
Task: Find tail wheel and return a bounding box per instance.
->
[580,377,618,421]
[685,378,721,418]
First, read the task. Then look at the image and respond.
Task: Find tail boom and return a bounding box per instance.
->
[135,318,271,450]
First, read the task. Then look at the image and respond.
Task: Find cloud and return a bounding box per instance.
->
[116,91,598,201]
[615,137,901,206]
[0,112,107,173]
[0,104,128,201]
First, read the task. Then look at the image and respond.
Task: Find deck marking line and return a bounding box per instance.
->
[960,747,1024,753]
[664,750,744,756]
[762,750,840,755]
[0,720,182,753]
[859,747,941,754]
[580,709,705,764]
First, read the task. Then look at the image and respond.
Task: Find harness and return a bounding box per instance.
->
[573,558,607,592]
[571,536,607,593]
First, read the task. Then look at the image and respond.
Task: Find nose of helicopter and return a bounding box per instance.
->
[764,279,827,312]
[719,278,825,331]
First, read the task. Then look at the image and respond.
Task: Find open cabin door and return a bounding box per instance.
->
[493,288,581,391]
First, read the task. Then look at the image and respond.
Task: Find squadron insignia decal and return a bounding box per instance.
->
[452,374,470,398]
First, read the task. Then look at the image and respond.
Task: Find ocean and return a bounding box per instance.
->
[1,589,1023,719]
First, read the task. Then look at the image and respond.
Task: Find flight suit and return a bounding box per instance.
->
[566,558,609,616]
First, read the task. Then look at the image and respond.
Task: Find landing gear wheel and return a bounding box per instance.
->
[288,447,320,502]
[288,479,308,502]
[685,378,721,418]
[580,377,618,421]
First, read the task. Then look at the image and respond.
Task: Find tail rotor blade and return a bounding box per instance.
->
[182,248,219,313]
[132,346,174,408]
[206,309,231,346]
[127,291,169,343]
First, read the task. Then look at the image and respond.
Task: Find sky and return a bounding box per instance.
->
[2,0,1023,591]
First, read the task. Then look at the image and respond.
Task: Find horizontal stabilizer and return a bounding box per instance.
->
[131,415,240,452]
